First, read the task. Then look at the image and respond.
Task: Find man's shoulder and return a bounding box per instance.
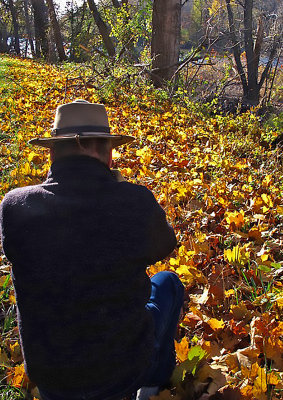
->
[1,184,44,209]
[118,181,156,202]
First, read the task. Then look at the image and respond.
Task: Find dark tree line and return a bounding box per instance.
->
[0,0,281,106]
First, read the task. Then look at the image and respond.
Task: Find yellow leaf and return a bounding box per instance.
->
[225,210,245,229]
[251,197,264,212]
[207,318,225,331]
[253,366,267,399]
[267,371,281,386]
[9,294,16,305]
[175,337,189,362]
[112,149,121,159]
[147,262,167,276]
[240,384,253,398]
[262,175,272,187]
[169,258,179,266]
[261,193,273,208]
[224,289,235,298]
[120,167,133,177]
[275,296,283,309]
[189,306,204,320]
[224,245,250,266]
[234,160,249,171]
[195,231,206,243]
[28,151,37,162]
[9,341,22,363]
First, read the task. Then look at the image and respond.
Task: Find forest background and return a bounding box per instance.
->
[0,0,283,399]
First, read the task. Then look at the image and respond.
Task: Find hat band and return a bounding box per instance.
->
[51,125,111,137]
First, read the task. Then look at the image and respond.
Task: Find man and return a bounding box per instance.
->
[0,100,184,400]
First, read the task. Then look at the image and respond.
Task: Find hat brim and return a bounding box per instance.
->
[28,134,135,149]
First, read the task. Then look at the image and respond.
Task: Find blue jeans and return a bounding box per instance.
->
[39,271,184,400]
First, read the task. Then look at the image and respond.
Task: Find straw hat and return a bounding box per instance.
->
[29,100,134,148]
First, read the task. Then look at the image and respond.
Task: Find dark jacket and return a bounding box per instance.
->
[0,155,176,397]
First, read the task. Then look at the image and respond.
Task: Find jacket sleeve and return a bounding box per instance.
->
[0,195,10,260]
[143,188,177,265]
[0,190,21,263]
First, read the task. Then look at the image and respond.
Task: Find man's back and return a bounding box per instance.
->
[0,155,176,396]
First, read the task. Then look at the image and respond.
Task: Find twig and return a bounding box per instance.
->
[267,46,282,104]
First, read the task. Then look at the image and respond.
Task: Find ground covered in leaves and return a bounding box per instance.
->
[0,56,282,400]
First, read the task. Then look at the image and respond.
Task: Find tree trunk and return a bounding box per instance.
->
[151,0,181,87]
[225,0,279,106]
[87,0,115,57]
[225,0,248,97]
[23,0,36,58]
[111,0,121,8]
[30,0,49,58]
[8,0,20,55]
[0,21,9,53]
[48,23,57,62]
[46,0,67,61]
[243,0,259,105]
[254,17,264,83]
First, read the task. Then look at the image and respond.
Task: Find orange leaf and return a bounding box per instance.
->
[174,337,189,362]
[7,363,30,389]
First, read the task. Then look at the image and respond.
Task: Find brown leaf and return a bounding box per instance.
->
[208,386,241,400]
[181,312,202,329]
[230,303,252,322]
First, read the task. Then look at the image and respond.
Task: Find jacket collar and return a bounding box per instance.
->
[45,155,115,183]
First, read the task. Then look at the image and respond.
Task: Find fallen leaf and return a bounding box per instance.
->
[175,337,189,362]
[207,318,225,331]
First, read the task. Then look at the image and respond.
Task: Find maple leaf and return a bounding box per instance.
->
[6,363,30,389]
[175,337,189,362]
[225,210,245,230]
[206,318,225,331]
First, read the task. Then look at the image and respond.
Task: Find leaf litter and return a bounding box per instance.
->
[0,56,282,399]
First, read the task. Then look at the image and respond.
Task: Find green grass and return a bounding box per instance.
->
[0,56,18,90]
[0,385,25,400]
[0,56,21,197]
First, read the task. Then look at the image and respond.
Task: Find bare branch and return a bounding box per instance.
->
[266,46,282,103]
[181,0,190,6]
[259,35,281,89]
